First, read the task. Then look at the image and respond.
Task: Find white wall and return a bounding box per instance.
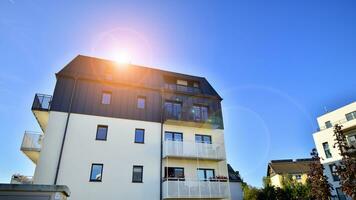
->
[35,111,161,200]
[230,182,243,200]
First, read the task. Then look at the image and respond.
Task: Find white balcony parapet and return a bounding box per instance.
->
[163,178,230,199]
[21,131,42,152]
[163,140,226,160]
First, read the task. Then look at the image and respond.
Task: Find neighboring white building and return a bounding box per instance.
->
[312,102,356,200]
[227,164,243,200]
[20,55,231,200]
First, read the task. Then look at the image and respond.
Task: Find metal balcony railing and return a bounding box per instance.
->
[164,83,201,94]
[163,140,226,160]
[32,94,52,111]
[21,131,42,152]
[163,178,230,199]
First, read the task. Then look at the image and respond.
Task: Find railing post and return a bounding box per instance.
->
[209,180,211,198]
[177,178,180,198]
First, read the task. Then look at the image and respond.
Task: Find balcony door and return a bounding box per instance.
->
[165,132,183,155]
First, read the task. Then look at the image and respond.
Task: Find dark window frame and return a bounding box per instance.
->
[346,111,356,121]
[164,167,185,180]
[195,134,212,144]
[101,91,112,105]
[325,121,332,129]
[192,104,209,121]
[96,125,108,141]
[89,163,103,182]
[132,165,144,183]
[134,128,145,144]
[164,101,182,120]
[137,96,146,109]
[329,164,340,181]
[165,131,183,141]
[322,142,332,158]
[197,168,215,181]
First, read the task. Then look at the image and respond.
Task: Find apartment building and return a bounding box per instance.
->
[312,102,356,200]
[20,55,230,200]
[266,159,312,188]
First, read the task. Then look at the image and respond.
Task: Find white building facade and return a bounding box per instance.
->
[21,55,231,200]
[312,102,356,200]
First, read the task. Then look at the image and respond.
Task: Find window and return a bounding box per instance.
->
[295,174,302,180]
[329,164,339,181]
[322,142,332,158]
[195,134,212,144]
[101,92,111,105]
[193,82,199,88]
[197,168,215,181]
[346,111,356,121]
[89,164,103,182]
[192,105,208,121]
[164,101,182,119]
[325,121,332,129]
[348,135,356,148]
[165,167,185,180]
[177,80,188,86]
[137,97,146,109]
[135,129,145,143]
[165,132,183,141]
[132,166,143,183]
[96,125,108,141]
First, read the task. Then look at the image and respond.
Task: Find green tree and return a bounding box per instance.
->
[333,124,356,199]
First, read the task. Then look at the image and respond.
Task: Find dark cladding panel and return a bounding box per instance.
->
[51,77,75,112]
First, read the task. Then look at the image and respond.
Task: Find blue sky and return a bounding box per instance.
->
[0,0,355,187]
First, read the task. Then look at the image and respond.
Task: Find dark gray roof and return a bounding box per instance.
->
[57,55,222,99]
[267,158,313,176]
[227,164,242,182]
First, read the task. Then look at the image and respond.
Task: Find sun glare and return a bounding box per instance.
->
[113,52,131,64]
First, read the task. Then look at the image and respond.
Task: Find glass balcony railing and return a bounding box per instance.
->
[163,178,230,199]
[32,94,52,111]
[21,131,42,152]
[163,140,226,160]
[164,83,201,94]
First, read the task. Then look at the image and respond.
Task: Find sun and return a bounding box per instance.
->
[113,52,131,64]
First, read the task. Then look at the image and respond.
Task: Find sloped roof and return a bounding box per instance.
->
[267,159,313,176]
[56,55,222,99]
[227,164,242,182]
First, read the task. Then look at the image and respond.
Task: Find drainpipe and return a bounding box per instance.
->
[159,89,164,200]
[54,77,77,185]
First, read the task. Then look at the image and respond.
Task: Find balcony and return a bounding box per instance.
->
[164,112,222,129]
[163,179,230,199]
[164,83,201,94]
[32,94,52,132]
[318,116,356,132]
[163,140,226,161]
[21,131,42,164]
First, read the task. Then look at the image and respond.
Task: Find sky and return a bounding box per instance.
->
[0,0,356,187]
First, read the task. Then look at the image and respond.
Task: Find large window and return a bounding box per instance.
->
[89,164,103,182]
[137,97,146,109]
[197,168,215,181]
[135,129,145,143]
[164,101,182,119]
[101,92,111,105]
[329,164,339,181]
[165,132,183,141]
[165,167,185,180]
[345,111,356,121]
[195,134,212,144]
[322,142,332,158]
[132,166,143,183]
[96,125,108,141]
[192,105,208,121]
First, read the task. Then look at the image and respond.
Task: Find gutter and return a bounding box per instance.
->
[159,89,164,200]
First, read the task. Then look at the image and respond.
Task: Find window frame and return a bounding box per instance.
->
[164,101,182,120]
[165,131,183,142]
[164,167,185,180]
[192,104,209,121]
[96,125,108,141]
[132,165,144,183]
[137,96,146,109]
[89,163,104,182]
[134,128,145,144]
[101,91,112,105]
[325,121,332,129]
[329,164,340,182]
[346,111,356,121]
[195,134,212,144]
[197,168,215,181]
[322,142,332,158]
